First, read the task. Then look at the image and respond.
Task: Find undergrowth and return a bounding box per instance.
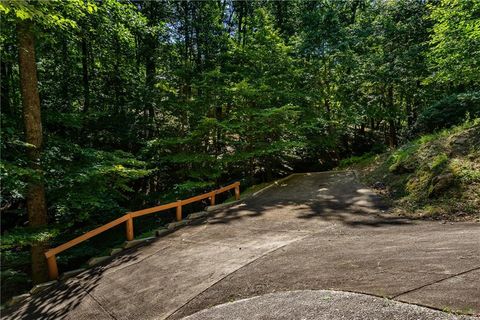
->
[342,119,480,221]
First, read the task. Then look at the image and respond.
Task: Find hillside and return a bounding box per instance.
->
[342,120,480,221]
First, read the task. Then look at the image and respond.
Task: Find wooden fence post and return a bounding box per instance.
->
[47,255,59,280]
[126,214,134,241]
[176,200,182,221]
[235,183,240,200]
[41,182,241,281]
[210,191,216,206]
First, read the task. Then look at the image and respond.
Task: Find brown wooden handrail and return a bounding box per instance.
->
[44,181,240,280]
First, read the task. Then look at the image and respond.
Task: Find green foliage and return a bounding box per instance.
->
[427,0,480,86]
[43,140,151,225]
[1,269,30,302]
[429,154,449,172]
[414,92,480,133]
[361,120,480,220]
[338,153,376,169]
[388,142,420,173]
[1,226,60,248]
[0,0,96,28]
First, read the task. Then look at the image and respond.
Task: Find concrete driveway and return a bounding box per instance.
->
[4,171,480,319]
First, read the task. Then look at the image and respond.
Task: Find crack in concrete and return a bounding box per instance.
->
[392,266,480,299]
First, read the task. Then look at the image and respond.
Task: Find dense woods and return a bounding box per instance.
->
[1,0,479,302]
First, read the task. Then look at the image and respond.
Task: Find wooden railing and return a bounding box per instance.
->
[44,182,240,280]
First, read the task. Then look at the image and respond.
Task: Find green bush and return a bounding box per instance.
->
[338,152,376,169]
[414,92,480,134]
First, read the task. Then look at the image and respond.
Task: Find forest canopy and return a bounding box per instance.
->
[1,0,479,302]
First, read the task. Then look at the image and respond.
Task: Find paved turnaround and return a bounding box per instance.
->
[4,172,480,320]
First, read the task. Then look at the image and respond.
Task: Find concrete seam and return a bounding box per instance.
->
[185,289,476,318]
[392,266,480,299]
[105,244,173,276]
[164,234,311,320]
[85,290,119,320]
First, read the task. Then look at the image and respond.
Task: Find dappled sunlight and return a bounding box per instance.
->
[315,194,336,200]
[3,172,418,319]
[356,188,373,194]
[205,173,413,229]
[2,241,157,320]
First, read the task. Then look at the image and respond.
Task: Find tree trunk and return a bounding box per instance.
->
[17,19,49,284]
[387,85,397,148]
[324,98,331,119]
[82,37,90,113]
[144,42,156,138]
[61,38,71,110]
[1,60,11,114]
[388,119,397,148]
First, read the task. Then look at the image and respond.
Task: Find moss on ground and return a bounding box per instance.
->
[342,119,480,221]
[224,181,271,203]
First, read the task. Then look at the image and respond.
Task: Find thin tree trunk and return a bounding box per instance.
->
[388,119,397,148]
[324,98,331,119]
[17,19,49,284]
[82,37,90,113]
[406,95,414,127]
[1,60,11,114]
[61,38,70,110]
[145,43,155,138]
[387,85,397,147]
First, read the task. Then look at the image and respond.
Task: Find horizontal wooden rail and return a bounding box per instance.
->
[130,201,179,218]
[44,181,240,280]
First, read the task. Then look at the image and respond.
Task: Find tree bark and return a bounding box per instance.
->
[61,38,71,110]
[17,19,49,284]
[388,119,398,148]
[82,37,90,113]
[387,85,397,148]
[1,60,11,114]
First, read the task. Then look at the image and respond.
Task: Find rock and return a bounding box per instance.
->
[390,162,415,174]
[453,137,467,145]
[7,293,30,307]
[155,228,171,237]
[429,173,454,197]
[187,211,209,220]
[206,200,242,212]
[123,237,155,249]
[87,256,110,267]
[431,173,454,186]
[60,268,86,281]
[110,248,123,256]
[373,181,386,190]
[167,220,188,230]
[29,281,57,295]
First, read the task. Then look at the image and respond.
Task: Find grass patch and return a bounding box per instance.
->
[225,181,272,202]
[337,152,378,169]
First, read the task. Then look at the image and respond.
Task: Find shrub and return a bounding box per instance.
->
[414,92,480,134]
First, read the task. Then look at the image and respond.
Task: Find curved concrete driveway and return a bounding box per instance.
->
[4,172,480,319]
[184,290,473,320]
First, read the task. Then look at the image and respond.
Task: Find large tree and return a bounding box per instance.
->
[17,18,48,284]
